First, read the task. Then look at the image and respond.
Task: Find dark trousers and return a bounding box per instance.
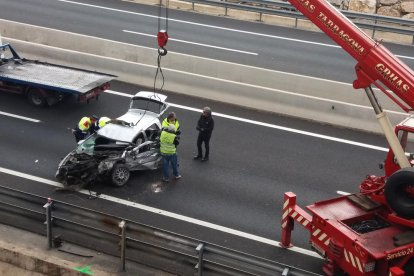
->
[197,134,211,158]
[162,154,179,179]
[73,128,87,143]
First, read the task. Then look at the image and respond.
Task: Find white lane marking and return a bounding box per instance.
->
[123,30,258,55]
[0,166,322,259]
[0,111,41,123]
[396,54,414,60]
[57,0,414,60]
[337,191,351,195]
[106,90,389,152]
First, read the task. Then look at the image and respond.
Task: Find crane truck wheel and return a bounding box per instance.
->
[385,167,414,218]
[27,88,47,107]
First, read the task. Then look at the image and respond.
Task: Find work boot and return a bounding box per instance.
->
[193,155,202,160]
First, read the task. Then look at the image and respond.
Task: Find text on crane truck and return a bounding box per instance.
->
[297,0,315,13]
[375,63,410,93]
[386,247,414,260]
[316,12,365,55]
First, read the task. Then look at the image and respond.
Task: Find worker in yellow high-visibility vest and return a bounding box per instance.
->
[71,116,98,142]
[89,116,111,134]
[160,124,181,182]
[162,112,180,134]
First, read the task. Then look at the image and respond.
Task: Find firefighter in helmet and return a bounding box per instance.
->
[71,115,98,142]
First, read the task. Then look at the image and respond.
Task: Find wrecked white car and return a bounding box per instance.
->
[55,91,168,189]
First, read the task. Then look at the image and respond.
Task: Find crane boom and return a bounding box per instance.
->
[288,0,414,111]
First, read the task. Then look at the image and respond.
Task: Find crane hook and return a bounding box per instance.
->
[157,30,168,56]
[157,0,169,56]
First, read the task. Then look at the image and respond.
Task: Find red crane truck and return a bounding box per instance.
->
[0,43,116,107]
[277,0,414,275]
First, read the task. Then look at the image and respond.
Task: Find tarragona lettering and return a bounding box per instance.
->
[375,63,410,93]
[316,12,365,55]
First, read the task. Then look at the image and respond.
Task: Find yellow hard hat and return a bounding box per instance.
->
[99,117,111,128]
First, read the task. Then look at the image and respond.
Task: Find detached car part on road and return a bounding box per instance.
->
[56,91,169,190]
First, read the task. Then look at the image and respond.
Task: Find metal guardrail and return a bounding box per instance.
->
[181,0,414,37]
[0,184,322,276]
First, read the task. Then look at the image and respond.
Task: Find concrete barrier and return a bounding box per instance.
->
[0,19,407,134]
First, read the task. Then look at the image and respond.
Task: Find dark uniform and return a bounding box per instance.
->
[194,107,214,161]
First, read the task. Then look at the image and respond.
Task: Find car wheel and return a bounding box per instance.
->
[111,164,130,187]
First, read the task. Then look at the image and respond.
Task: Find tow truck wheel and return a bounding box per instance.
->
[27,89,47,107]
[111,164,130,187]
[385,167,414,218]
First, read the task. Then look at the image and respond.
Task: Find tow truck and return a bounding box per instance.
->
[0,43,116,107]
[276,0,414,275]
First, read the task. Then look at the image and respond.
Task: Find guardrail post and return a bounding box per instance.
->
[119,220,126,272]
[43,198,53,249]
[195,243,205,276]
[373,17,378,39]
[280,192,296,248]
[282,267,290,276]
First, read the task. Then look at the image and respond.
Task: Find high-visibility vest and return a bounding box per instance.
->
[78,117,91,132]
[98,117,111,128]
[160,131,177,154]
[162,118,180,131]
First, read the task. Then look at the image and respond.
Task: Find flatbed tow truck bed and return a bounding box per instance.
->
[0,43,116,106]
[0,59,115,94]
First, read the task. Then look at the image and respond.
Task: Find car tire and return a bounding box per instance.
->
[385,167,414,218]
[111,164,130,187]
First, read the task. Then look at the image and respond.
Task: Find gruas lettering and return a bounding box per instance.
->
[375,63,410,93]
[297,0,315,13]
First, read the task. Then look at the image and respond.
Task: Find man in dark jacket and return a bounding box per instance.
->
[194,107,214,161]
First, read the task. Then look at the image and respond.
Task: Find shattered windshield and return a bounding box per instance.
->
[75,134,97,155]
